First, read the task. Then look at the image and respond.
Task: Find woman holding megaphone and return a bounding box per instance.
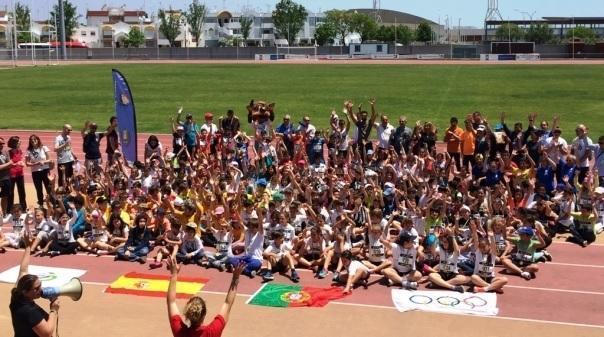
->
[10,216,59,337]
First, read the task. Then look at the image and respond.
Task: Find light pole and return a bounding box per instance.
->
[58,0,67,60]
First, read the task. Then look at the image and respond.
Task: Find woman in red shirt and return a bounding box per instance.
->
[166,256,244,337]
[7,136,26,211]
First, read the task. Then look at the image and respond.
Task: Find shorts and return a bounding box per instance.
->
[395,268,412,277]
[0,179,10,198]
[304,253,322,261]
[439,271,457,281]
[348,261,369,276]
[512,258,531,267]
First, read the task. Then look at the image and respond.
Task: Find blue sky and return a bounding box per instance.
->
[3,0,602,27]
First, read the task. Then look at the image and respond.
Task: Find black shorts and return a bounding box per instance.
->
[439,271,457,281]
[512,258,531,267]
[0,179,9,198]
[304,253,322,261]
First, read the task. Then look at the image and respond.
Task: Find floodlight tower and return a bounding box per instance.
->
[484,0,503,41]
[373,0,382,23]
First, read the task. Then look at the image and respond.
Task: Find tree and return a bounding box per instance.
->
[375,25,394,42]
[314,22,336,46]
[185,0,206,47]
[272,0,308,46]
[323,10,351,45]
[415,21,433,43]
[123,27,146,48]
[495,23,524,42]
[350,12,377,42]
[395,25,414,45]
[50,0,80,42]
[566,26,597,45]
[159,8,181,47]
[525,23,554,44]
[240,16,253,45]
[14,2,33,43]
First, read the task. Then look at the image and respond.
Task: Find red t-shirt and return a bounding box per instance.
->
[170,314,226,337]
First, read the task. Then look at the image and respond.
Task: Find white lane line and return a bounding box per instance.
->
[546,262,604,269]
[551,241,604,247]
[81,280,604,329]
[506,285,604,296]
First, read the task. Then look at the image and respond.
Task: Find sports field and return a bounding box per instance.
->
[1,63,604,136]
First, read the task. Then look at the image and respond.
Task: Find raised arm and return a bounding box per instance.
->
[16,214,33,284]
[166,256,182,318]
[218,262,245,322]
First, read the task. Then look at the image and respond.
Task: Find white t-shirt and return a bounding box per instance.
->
[244,229,265,260]
[376,123,394,149]
[366,234,386,263]
[26,146,50,172]
[213,230,233,256]
[572,136,593,168]
[438,250,459,274]
[275,223,296,247]
[304,237,325,256]
[55,134,74,164]
[200,123,218,134]
[392,243,417,274]
[544,136,568,163]
[347,260,368,276]
[264,241,290,258]
[3,214,27,235]
[474,250,496,278]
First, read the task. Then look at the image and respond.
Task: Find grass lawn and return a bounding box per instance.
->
[1,63,604,137]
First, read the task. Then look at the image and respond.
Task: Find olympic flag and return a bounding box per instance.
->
[391,289,498,316]
[112,69,137,163]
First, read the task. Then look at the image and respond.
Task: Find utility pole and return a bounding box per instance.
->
[58,0,67,60]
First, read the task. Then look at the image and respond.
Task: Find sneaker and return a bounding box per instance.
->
[291,270,300,283]
[49,251,60,257]
[453,285,465,293]
[407,281,418,290]
[474,286,486,293]
[149,261,162,269]
[542,250,553,262]
[138,256,147,264]
[262,271,274,282]
[596,223,604,234]
[249,270,257,279]
[317,269,327,279]
[217,263,225,272]
[257,269,269,277]
[332,272,340,283]
[520,271,531,280]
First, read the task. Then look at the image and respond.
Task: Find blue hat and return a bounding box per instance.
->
[518,227,534,236]
[256,178,267,187]
[383,188,394,196]
[425,233,437,246]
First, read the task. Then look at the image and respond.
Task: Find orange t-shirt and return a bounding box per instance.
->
[444,127,464,153]
[460,130,476,156]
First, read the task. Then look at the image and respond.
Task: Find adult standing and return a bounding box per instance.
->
[177,112,200,157]
[444,117,463,169]
[0,137,12,214]
[389,116,412,156]
[11,226,60,337]
[590,136,604,187]
[374,114,394,153]
[25,135,52,207]
[275,114,294,157]
[81,121,106,173]
[7,136,26,211]
[105,117,120,165]
[167,256,244,337]
[219,109,240,139]
[571,124,593,184]
[54,124,76,187]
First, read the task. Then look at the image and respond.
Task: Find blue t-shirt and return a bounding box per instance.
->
[484,169,502,187]
[556,159,576,184]
[537,165,555,192]
[183,122,198,146]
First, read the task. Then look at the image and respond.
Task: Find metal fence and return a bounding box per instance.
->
[0,44,602,62]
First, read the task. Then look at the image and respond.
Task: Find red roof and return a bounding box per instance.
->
[124,11,147,17]
[87,10,109,17]
[0,11,6,16]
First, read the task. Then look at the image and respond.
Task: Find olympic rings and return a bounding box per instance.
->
[436,296,460,307]
[463,296,487,308]
[409,295,433,305]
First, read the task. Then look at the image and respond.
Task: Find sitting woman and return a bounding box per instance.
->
[428,227,469,293]
[30,207,57,256]
[336,250,370,294]
[469,220,508,293]
[116,214,152,263]
[501,226,545,280]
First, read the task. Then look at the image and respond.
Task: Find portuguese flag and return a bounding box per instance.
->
[105,272,209,299]
[247,283,348,308]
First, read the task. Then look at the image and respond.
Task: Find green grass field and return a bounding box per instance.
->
[1,64,604,137]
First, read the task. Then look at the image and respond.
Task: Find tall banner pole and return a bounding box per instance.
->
[112,69,138,163]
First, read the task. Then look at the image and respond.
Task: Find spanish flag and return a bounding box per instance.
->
[105,272,209,299]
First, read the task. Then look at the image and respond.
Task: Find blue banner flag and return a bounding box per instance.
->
[112,69,137,163]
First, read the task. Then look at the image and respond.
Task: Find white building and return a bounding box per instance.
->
[0,10,8,48]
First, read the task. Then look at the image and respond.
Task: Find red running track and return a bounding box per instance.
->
[0,241,603,327]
